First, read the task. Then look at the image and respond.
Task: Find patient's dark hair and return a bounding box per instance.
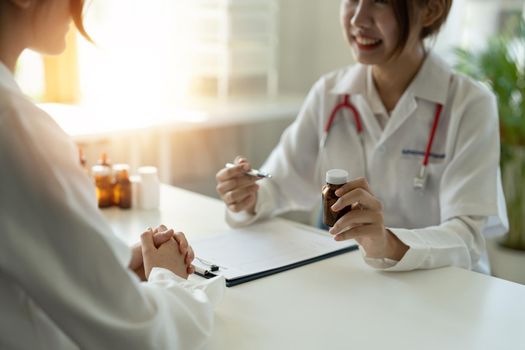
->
[70,0,92,42]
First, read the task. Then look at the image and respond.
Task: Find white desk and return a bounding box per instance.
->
[103,185,525,350]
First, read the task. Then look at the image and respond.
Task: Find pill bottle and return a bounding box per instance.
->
[113,164,132,209]
[138,166,160,210]
[92,165,113,208]
[322,169,351,227]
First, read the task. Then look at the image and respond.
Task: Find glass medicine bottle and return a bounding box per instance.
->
[322,169,351,227]
[113,164,132,209]
[92,165,112,208]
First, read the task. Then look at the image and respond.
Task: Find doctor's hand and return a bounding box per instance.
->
[216,156,260,214]
[141,229,193,280]
[328,178,409,261]
[130,225,195,280]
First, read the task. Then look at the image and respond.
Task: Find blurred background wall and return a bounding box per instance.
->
[13,0,525,245]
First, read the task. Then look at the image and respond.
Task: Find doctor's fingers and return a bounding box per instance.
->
[329,210,383,235]
[334,177,372,197]
[334,224,384,242]
[228,193,256,213]
[332,187,382,212]
[216,175,258,196]
[223,184,259,205]
[216,162,251,182]
[234,155,249,165]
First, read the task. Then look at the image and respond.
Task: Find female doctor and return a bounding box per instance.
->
[0,0,223,348]
[216,0,508,273]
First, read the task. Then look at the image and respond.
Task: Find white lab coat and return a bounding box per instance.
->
[227,53,508,273]
[0,62,224,349]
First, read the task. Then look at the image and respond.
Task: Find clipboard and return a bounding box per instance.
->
[192,219,358,287]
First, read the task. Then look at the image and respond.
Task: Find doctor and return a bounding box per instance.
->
[216,0,508,273]
[0,0,223,348]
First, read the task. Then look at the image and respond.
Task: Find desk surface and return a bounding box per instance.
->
[103,185,525,350]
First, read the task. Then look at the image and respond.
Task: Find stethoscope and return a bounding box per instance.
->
[320,94,443,191]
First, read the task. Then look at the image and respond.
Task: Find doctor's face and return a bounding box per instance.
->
[340,0,422,66]
[29,0,72,55]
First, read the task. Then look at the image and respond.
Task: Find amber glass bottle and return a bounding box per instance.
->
[92,165,112,208]
[322,169,350,227]
[113,164,132,209]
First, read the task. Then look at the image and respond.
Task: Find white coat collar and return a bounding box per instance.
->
[408,52,451,105]
[0,61,22,95]
[329,63,367,96]
[329,52,451,105]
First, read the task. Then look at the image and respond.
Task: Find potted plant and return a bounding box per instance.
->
[455,16,525,253]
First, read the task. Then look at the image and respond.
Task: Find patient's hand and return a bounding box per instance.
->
[130,225,194,280]
[141,229,194,280]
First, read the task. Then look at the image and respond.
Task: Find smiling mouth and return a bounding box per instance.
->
[352,35,383,49]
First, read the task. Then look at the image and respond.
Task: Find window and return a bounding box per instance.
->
[15,0,279,106]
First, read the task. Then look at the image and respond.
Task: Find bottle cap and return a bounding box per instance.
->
[113,163,130,173]
[326,169,348,185]
[138,166,158,180]
[91,165,111,176]
[138,166,157,175]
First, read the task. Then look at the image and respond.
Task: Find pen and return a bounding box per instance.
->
[225,163,272,178]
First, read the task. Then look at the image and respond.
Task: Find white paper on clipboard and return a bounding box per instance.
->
[191,219,356,282]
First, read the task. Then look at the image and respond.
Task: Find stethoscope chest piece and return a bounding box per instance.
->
[413,165,428,191]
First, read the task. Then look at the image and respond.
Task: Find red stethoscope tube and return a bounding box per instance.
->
[325,94,363,135]
[424,103,443,166]
[322,94,443,190]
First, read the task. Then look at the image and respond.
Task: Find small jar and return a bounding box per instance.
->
[138,166,160,210]
[92,165,113,208]
[113,164,132,209]
[322,169,350,227]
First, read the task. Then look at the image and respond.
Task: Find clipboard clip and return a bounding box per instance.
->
[196,257,220,272]
[194,257,225,277]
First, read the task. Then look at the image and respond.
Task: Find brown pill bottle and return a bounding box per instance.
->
[92,165,113,208]
[322,169,351,227]
[113,164,132,209]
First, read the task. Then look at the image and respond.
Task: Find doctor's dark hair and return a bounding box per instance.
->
[70,0,92,42]
[392,0,452,54]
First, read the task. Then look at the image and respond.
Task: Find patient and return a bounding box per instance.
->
[0,0,223,348]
